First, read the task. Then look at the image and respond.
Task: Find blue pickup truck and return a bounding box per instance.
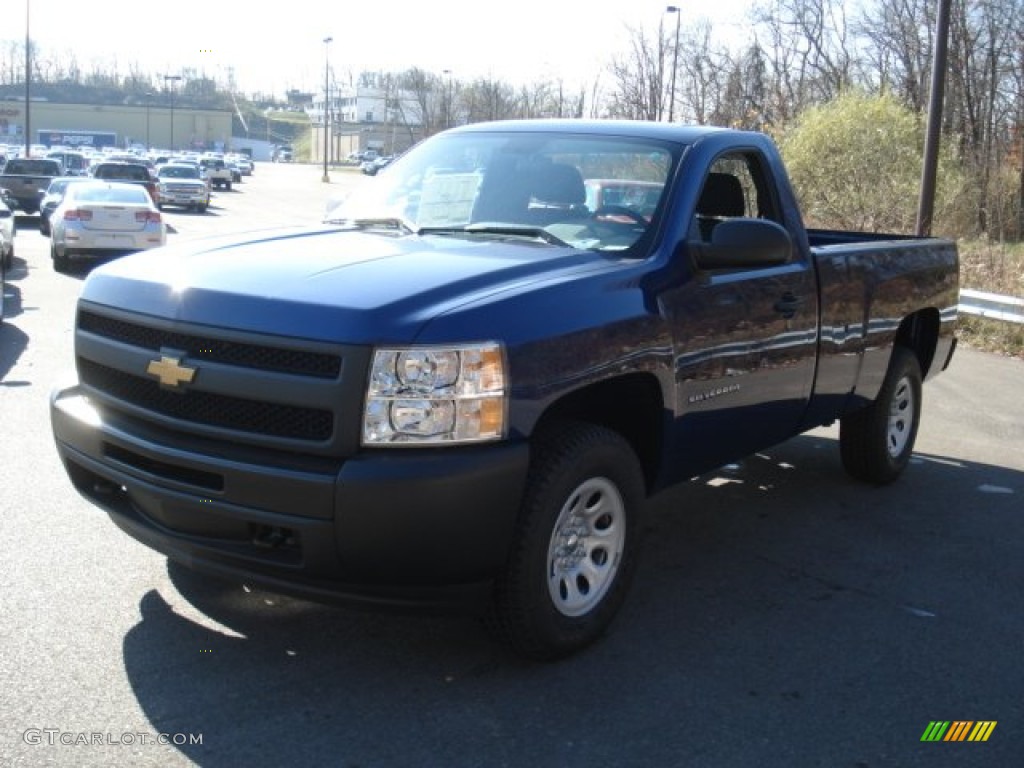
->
[50,120,958,659]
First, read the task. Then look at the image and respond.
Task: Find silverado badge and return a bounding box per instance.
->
[146,354,197,389]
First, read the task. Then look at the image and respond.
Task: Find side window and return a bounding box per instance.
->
[692,152,781,242]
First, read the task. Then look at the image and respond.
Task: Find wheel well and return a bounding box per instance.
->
[532,374,664,491]
[895,308,940,377]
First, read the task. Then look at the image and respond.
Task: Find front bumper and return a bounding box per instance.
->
[159,190,209,207]
[51,385,530,611]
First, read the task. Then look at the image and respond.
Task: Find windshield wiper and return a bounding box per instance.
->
[428,223,572,247]
[325,216,418,234]
[324,218,573,248]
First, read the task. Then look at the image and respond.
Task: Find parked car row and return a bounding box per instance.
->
[4,149,259,275]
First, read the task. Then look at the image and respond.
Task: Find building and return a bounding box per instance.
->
[0,99,233,153]
[308,86,424,163]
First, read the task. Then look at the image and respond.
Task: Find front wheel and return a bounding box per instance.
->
[840,346,922,484]
[491,422,645,660]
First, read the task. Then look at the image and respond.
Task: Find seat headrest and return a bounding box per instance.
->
[530,163,585,206]
[698,173,745,218]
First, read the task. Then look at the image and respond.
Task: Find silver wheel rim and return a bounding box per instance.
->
[546,477,626,618]
[887,374,915,458]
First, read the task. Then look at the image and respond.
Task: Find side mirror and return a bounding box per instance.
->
[692,218,793,270]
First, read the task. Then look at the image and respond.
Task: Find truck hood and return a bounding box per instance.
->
[81,225,614,344]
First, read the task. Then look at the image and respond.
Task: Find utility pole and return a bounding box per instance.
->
[322,36,333,182]
[916,0,952,237]
[666,6,681,123]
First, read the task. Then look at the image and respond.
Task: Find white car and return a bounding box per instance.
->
[50,181,166,272]
[0,191,15,270]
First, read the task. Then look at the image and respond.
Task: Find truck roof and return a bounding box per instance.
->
[446,119,739,144]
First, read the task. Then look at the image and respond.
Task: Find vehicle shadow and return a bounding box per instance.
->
[0,299,29,382]
[14,213,41,233]
[119,432,1023,766]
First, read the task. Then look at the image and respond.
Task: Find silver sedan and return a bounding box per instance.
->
[50,181,167,272]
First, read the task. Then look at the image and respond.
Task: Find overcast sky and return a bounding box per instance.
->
[7,0,755,96]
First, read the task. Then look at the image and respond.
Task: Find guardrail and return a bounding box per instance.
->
[959,289,1024,324]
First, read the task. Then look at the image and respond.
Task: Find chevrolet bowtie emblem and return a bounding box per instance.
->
[146,354,197,389]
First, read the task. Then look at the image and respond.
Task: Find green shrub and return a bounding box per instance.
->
[779,92,966,235]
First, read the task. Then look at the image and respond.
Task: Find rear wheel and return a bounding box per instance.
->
[52,243,69,273]
[491,422,645,660]
[840,346,922,484]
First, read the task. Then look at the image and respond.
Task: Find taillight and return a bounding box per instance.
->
[62,209,93,221]
[135,210,162,223]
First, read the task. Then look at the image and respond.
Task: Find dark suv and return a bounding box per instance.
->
[91,161,159,203]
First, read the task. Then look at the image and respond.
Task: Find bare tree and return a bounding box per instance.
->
[460,77,518,123]
[715,43,772,129]
[603,22,671,121]
[396,68,445,137]
[856,0,935,111]
[675,20,731,124]
[752,0,859,118]
[945,0,1023,235]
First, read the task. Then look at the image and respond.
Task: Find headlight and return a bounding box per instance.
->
[363,343,506,445]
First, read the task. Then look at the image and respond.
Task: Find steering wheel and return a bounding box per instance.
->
[592,205,647,226]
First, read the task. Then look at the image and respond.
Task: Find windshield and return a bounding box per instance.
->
[71,184,150,204]
[327,130,676,253]
[159,166,200,179]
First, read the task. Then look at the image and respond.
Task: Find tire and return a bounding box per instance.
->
[225,181,232,191]
[197,203,208,213]
[52,243,69,273]
[840,346,922,484]
[491,422,645,661]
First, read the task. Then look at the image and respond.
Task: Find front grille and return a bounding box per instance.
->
[79,309,341,379]
[79,358,333,441]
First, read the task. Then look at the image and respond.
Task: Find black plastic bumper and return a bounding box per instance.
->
[51,386,530,612]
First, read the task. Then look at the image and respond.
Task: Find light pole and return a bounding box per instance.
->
[24,0,31,157]
[145,92,153,150]
[442,69,452,130]
[666,6,681,123]
[164,75,182,150]
[322,36,333,183]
